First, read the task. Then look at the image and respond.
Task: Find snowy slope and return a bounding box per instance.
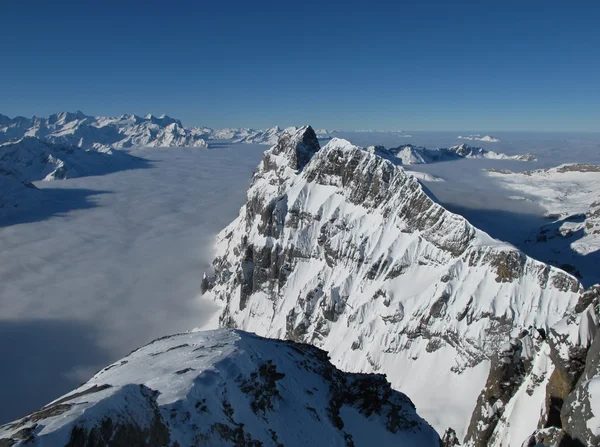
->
[486,164,600,285]
[0,112,209,150]
[0,137,143,181]
[204,127,593,442]
[0,329,440,446]
[387,143,535,165]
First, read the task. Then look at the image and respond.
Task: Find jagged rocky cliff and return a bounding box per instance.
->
[204,126,600,445]
[0,329,440,446]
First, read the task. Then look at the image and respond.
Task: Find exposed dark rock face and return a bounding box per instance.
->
[517,289,600,447]
[464,338,528,447]
[560,300,600,446]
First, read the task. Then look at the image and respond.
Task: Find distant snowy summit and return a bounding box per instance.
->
[374,142,536,165]
[231,126,285,145]
[0,329,440,446]
[0,111,209,150]
[457,134,500,142]
[0,111,318,150]
[208,126,336,145]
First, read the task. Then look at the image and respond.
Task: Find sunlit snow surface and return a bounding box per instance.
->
[0,142,265,423]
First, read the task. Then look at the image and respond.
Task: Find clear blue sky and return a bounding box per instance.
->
[1,0,598,131]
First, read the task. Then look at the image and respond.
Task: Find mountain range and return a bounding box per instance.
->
[0,112,209,150]
[375,143,535,165]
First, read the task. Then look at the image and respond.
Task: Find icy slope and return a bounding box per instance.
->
[0,329,440,447]
[0,112,209,150]
[388,143,535,164]
[204,127,592,442]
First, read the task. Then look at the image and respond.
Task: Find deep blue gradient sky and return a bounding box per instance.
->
[1,0,599,131]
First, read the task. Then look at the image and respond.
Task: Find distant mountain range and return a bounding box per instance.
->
[372,142,536,164]
[0,111,337,151]
[0,111,209,150]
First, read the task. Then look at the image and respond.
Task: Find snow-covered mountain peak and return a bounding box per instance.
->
[205,131,593,442]
[0,329,440,446]
[47,111,88,125]
[449,143,482,156]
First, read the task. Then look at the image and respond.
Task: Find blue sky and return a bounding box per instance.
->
[1,0,598,131]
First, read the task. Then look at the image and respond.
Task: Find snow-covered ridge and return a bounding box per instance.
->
[380,143,535,165]
[0,137,142,182]
[204,127,593,443]
[0,329,440,446]
[458,134,500,143]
